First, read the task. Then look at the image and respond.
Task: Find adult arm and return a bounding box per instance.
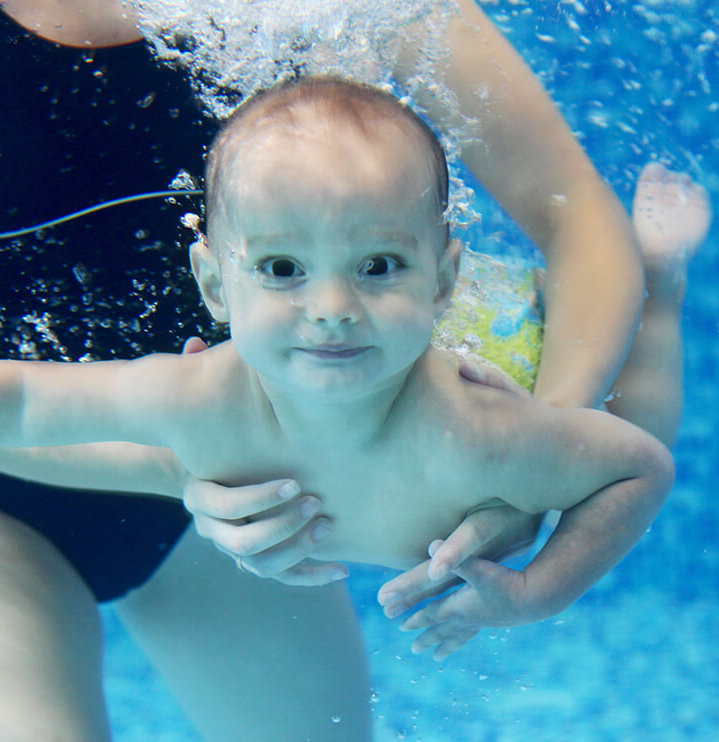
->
[1,0,143,47]
[380,1,647,622]
[395,0,644,409]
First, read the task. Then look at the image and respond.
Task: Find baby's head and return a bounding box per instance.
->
[193,76,460,400]
[204,76,449,253]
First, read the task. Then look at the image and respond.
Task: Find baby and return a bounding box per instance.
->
[0,77,674,627]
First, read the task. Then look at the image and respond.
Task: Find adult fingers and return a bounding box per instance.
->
[398,587,462,632]
[183,477,302,521]
[192,494,327,558]
[181,336,210,354]
[251,559,349,587]
[410,623,477,660]
[458,359,531,397]
[236,517,338,578]
[377,560,460,618]
[428,508,542,580]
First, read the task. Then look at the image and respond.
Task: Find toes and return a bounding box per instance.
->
[639,161,667,183]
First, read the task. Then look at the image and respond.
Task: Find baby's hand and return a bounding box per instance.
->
[397,558,547,661]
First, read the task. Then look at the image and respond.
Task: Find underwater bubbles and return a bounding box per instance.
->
[130,0,483,228]
[132,0,457,116]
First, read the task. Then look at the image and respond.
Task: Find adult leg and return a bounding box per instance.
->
[116,527,373,742]
[607,163,711,447]
[0,511,110,742]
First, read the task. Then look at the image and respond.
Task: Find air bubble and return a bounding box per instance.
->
[131,0,482,226]
[137,91,157,109]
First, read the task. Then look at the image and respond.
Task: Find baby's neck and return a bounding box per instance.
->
[256,368,414,448]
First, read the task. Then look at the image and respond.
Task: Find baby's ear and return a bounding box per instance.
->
[434,238,462,315]
[190,238,230,322]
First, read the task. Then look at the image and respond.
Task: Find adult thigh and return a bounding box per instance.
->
[0,511,110,742]
[116,527,373,742]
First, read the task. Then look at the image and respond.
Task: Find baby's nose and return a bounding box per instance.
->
[306,278,360,325]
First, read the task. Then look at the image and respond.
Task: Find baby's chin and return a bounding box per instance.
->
[287,368,386,400]
[276,357,413,402]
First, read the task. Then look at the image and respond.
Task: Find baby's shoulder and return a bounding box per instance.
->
[400,349,534,449]
[156,341,254,416]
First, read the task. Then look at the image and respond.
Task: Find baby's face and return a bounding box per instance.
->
[209,115,453,401]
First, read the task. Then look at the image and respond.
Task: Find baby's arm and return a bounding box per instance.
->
[0,354,183,448]
[0,442,182,498]
[395,0,643,408]
[394,406,674,659]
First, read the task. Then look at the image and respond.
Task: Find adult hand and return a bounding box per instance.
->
[377,504,541,618]
[184,475,348,586]
[180,337,347,586]
[397,556,547,661]
[377,359,542,650]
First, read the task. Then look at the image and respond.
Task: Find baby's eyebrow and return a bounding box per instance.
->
[244,233,310,250]
[351,230,418,250]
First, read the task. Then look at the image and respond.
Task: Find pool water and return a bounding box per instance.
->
[2,0,717,739]
[102,2,718,738]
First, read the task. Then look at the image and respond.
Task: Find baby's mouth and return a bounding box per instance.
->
[297,345,371,360]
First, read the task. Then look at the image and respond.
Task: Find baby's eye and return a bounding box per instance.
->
[253,257,306,287]
[258,257,304,278]
[359,255,405,279]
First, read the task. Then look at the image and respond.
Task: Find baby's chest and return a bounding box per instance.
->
[285,440,490,567]
[179,415,500,568]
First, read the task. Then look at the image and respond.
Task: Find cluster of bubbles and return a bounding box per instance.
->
[132,0,457,116]
[131,0,484,229]
[131,0,718,226]
[0,225,223,363]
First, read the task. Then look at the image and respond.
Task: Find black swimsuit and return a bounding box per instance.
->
[0,475,191,602]
[0,15,222,601]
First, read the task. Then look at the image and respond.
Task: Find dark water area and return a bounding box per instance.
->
[0,13,224,360]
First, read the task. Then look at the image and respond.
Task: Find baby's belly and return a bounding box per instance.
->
[303,479,476,570]
[201,441,502,570]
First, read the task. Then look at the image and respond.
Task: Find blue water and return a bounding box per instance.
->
[101,2,718,739]
[1,0,715,738]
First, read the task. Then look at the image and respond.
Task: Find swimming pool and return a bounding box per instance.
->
[100,2,718,739]
[3,0,717,739]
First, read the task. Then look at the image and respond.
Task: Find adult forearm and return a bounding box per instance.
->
[0,443,183,499]
[395,1,644,408]
[533,179,644,408]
